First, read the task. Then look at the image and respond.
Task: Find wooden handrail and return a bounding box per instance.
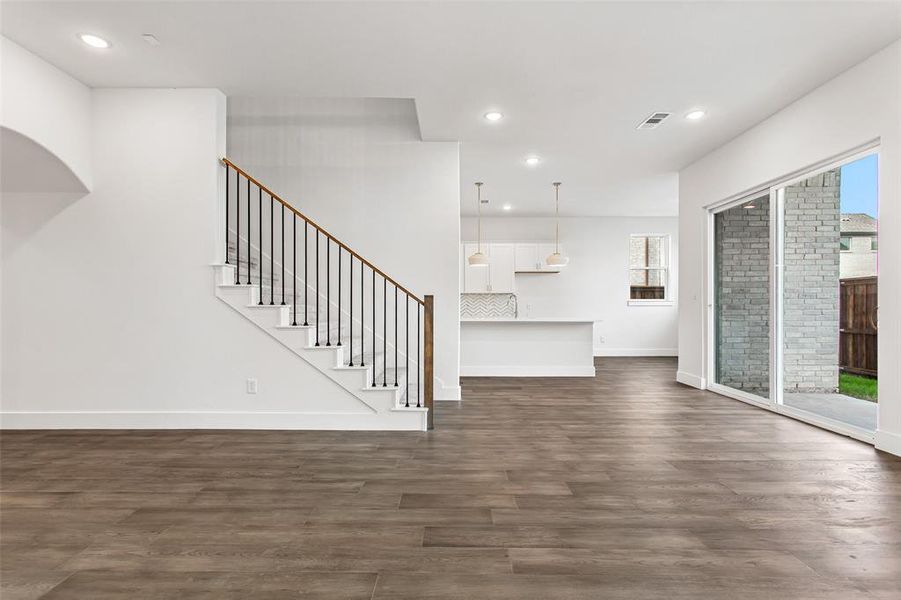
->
[221,157,424,306]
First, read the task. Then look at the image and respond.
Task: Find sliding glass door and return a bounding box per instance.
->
[777,156,878,433]
[709,149,878,440]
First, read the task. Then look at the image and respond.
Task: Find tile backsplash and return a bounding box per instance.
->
[461,293,517,319]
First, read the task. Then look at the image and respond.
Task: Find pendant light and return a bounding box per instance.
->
[546,182,569,267]
[468,182,489,266]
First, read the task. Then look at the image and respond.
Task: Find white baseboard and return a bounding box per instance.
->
[435,386,462,401]
[676,370,707,389]
[460,365,596,377]
[876,429,901,458]
[594,347,678,357]
[0,410,427,431]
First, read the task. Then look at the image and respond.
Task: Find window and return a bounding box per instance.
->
[871,237,878,251]
[629,234,670,304]
[840,236,851,251]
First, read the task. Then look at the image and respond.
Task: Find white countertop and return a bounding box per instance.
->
[461,317,595,324]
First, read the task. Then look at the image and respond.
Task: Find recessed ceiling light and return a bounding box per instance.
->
[484,111,503,122]
[685,109,706,121]
[78,33,110,49]
[502,204,512,211]
[524,156,541,167]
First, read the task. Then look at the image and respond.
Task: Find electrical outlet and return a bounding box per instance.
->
[598,336,605,344]
[246,378,258,394]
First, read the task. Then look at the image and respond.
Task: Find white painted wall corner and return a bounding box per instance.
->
[434,377,461,401]
[676,370,706,389]
[875,430,901,458]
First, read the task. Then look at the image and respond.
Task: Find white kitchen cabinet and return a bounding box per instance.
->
[488,243,515,293]
[514,243,541,272]
[514,243,563,273]
[461,243,516,293]
[463,242,561,291]
[462,243,490,292]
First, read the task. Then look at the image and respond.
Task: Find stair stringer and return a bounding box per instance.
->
[212,264,427,431]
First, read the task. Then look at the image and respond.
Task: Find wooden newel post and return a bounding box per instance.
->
[424,294,435,430]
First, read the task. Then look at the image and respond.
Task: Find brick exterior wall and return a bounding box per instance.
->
[714,171,840,396]
[715,198,771,395]
[783,170,840,393]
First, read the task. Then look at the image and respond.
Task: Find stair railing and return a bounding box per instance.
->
[222,157,434,428]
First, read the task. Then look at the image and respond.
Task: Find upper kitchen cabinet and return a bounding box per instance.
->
[488,243,515,293]
[514,242,563,273]
[462,242,516,293]
[463,242,562,292]
[514,243,540,272]
[463,242,490,292]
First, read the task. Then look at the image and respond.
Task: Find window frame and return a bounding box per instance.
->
[628,233,673,306]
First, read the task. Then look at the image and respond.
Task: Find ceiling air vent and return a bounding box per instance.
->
[637,111,672,130]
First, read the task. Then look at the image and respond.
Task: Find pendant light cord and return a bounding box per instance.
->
[553,182,561,254]
[476,182,483,253]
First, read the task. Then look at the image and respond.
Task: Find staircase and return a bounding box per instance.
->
[212,158,433,431]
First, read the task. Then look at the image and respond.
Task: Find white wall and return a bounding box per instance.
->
[2,88,390,428]
[461,216,679,356]
[227,98,461,400]
[678,41,901,456]
[0,36,92,191]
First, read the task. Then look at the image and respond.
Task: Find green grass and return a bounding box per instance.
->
[839,372,877,402]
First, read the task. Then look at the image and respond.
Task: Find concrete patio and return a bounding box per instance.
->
[784,392,877,431]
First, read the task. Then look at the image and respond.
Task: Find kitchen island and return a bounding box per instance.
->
[460,318,596,377]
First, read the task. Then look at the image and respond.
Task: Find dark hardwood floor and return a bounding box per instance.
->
[2,357,900,599]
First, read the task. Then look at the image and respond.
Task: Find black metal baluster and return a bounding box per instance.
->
[281,204,286,306]
[235,171,240,284]
[337,247,342,347]
[417,302,421,407]
[360,260,365,368]
[405,295,410,407]
[269,195,274,305]
[292,215,297,326]
[303,222,309,326]
[394,286,398,386]
[326,238,331,347]
[383,278,387,387]
[225,164,230,265]
[315,230,320,346]
[246,179,251,285]
[348,257,354,366]
[372,269,376,387]
[258,189,263,304]
[281,204,286,305]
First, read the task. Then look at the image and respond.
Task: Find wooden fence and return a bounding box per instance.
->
[839,276,877,377]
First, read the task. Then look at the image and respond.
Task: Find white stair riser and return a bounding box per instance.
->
[244,305,291,329]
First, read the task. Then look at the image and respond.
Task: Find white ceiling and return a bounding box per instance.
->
[3,1,899,216]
